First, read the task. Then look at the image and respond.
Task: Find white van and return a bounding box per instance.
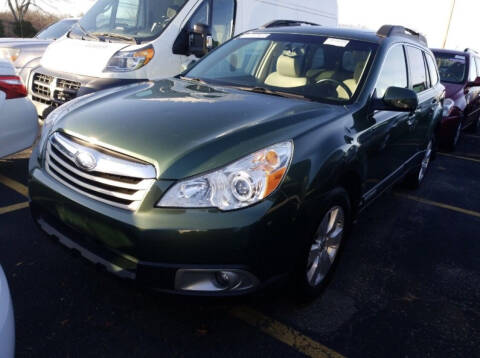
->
[29,0,338,118]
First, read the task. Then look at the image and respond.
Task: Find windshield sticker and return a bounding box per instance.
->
[241,33,271,39]
[324,38,350,47]
[454,55,466,61]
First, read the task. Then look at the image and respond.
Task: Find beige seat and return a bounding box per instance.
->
[336,62,365,99]
[265,53,307,88]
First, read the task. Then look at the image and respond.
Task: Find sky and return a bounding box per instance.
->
[338,0,479,50]
[0,0,477,50]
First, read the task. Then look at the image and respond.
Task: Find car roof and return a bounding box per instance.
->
[250,25,427,47]
[431,48,476,57]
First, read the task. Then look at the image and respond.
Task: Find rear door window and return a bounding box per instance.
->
[470,56,479,81]
[425,53,439,86]
[475,57,480,78]
[375,45,408,98]
[406,46,428,93]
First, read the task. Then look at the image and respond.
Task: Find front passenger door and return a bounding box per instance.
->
[363,44,412,194]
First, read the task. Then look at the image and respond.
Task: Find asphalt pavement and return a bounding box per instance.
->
[0,135,479,358]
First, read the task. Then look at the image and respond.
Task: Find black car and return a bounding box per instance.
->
[29,24,443,299]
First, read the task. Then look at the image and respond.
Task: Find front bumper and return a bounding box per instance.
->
[29,66,145,118]
[29,166,300,295]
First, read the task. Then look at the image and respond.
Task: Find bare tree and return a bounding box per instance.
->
[6,0,33,24]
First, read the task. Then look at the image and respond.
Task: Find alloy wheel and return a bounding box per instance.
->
[306,206,345,287]
[418,140,433,182]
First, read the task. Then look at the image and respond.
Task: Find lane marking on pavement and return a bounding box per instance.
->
[395,193,480,219]
[438,152,480,164]
[0,174,28,198]
[0,202,29,216]
[230,306,345,358]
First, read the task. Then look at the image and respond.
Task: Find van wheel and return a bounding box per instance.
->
[404,139,434,189]
[295,188,351,301]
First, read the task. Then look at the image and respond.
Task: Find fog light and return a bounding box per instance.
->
[175,269,259,293]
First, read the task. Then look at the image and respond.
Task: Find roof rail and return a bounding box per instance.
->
[261,20,319,29]
[464,48,478,54]
[377,25,428,46]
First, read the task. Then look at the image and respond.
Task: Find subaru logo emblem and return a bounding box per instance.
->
[74,151,97,171]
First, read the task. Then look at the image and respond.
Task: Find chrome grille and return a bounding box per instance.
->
[31,72,82,108]
[45,132,156,211]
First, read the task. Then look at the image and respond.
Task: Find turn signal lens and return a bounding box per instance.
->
[104,45,155,72]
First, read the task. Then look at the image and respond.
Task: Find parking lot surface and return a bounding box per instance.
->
[1,136,479,358]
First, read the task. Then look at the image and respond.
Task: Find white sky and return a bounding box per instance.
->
[1,0,477,50]
[338,0,479,50]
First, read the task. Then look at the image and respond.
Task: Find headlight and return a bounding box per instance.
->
[0,48,21,63]
[158,141,294,211]
[443,98,455,117]
[104,45,155,72]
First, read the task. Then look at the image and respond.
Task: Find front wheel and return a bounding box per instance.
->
[467,114,479,133]
[403,139,434,189]
[295,188,351,300]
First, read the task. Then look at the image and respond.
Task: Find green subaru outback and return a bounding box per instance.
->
[29,24,443,298]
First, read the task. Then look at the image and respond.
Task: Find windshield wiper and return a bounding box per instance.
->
[69,23,100,41]
[91,32,138,44]
[230,86,311,101]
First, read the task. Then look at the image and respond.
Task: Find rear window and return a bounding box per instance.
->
[434,52,467,84]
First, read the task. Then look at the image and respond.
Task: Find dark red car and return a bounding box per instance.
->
[432,48,480,150]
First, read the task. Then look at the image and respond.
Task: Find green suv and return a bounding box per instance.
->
[29,24,443,298]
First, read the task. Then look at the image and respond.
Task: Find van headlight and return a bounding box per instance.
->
[443,98,455,117]
[104,45,155,72]
[0,48,21,62]
[157,142,294,211]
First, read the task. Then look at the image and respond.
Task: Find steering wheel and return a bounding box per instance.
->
[315,78,353,100]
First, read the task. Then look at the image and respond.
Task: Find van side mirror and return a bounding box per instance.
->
[466,76,480,88]
[188,24,213,58]
[375,87,419,112]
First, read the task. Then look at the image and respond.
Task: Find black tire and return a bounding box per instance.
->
[294,188,352,301]
[443,120,462,152]
[403,138,435,189]
[466,114,479,133]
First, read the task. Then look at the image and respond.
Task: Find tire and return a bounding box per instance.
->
[466,114,479,133]
[294,188,352,301]
[403,138,434,189]
[444,120,462,152]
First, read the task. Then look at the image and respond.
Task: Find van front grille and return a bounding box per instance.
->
[45,132,156,211]
[31,72,82,108]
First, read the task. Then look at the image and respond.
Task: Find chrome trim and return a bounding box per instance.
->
[45,132,156,211]
[51,133,156,179]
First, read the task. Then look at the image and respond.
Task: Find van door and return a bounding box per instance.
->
[174,0,236,65]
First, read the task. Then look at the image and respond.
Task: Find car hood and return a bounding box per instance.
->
[56,79,344,180]
[0,38,52,47]
[442,81,465,99]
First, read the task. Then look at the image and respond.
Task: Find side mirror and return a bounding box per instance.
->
[188,23,213,58]
[466,76,480,88]
[380,87,419,112]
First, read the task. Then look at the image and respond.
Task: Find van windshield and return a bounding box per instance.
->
[185,33,377,104]
[72,0,188,43]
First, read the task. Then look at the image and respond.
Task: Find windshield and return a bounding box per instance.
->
[36,19,78,40]
[185,33,377,104]
[73,0,188,43]
[434,52,467,84]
